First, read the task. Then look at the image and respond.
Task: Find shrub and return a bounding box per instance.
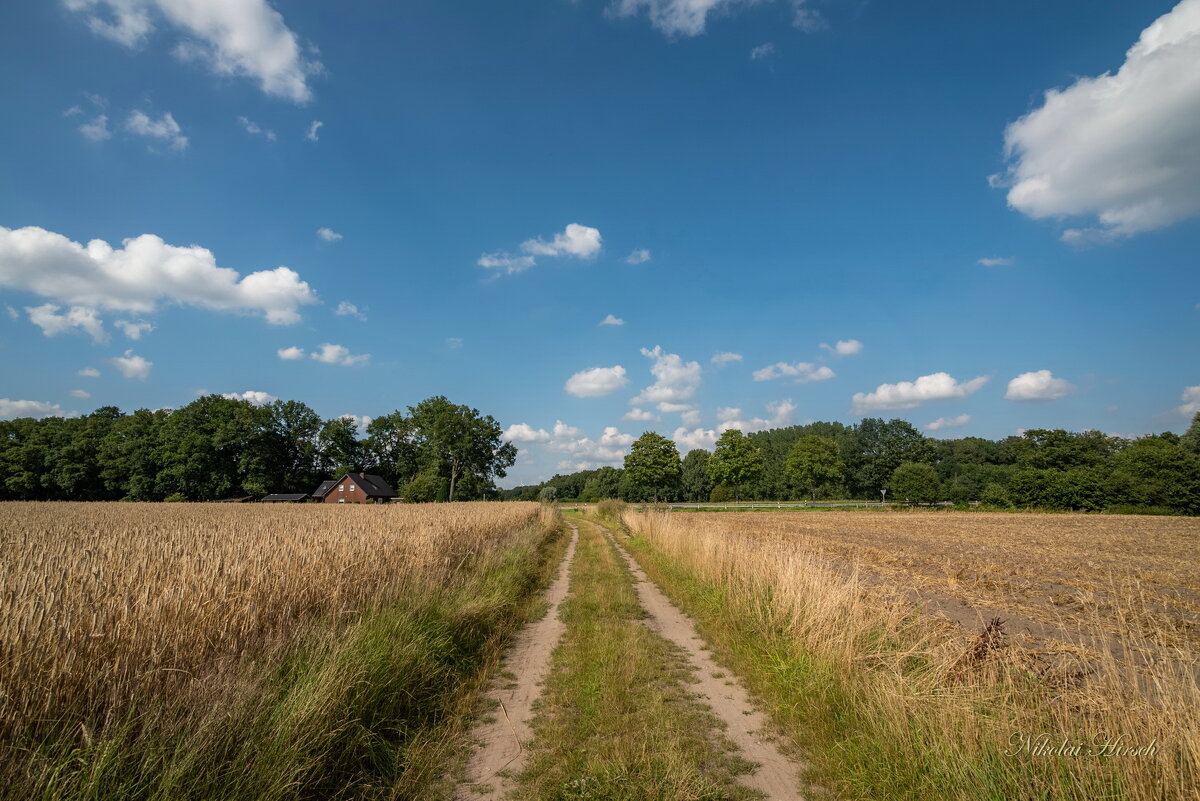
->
[596,498,626,523]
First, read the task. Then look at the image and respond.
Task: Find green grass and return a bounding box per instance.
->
[14,519,567,801]
[514,518,761,801]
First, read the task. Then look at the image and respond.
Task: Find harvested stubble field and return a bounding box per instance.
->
[0,501,559,800]
[624,508,1200,801]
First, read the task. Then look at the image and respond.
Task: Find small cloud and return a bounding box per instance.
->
[477,252,536,274]
[625,248,651,264]
[334,300,366,321]
[711,351,742,365]
[79,114,111,142]
[115,320,154,340]
[750,42,775,60]
[565,365,629,398]
[339,414,372,430]
[978,256,1015,267]
[0,399,66,420]
[753,362,835,383]
[237,115,276,141]
[5,305,18,320]
[819,339,863,356]
[623,407,659,422]
[64,105,85,117]
[504,423,551,443]
[222,390,278,406]
[126,110,188,151]
[925,413,971,431]
[445,337,463,349]
[306,120,323,142]
[70,389,91,399]
[600,314,624,326]
[480,223,602,276]
[1177,386,1200,417]
[77,367,101,377]
[26,304,107,343]
[317,227,342,242]
[109,349,153,380]
[1005,370,1074,402]
[277,346,306,360]
[310,343,369,366]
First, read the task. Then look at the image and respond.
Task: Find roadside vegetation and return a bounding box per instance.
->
[0,502,562,800]
[514,516,761,800]
[507,414,1200,516]
[620,508,1199,801]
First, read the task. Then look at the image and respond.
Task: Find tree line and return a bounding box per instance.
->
[506,415,1200,516]
[0,395,515,502]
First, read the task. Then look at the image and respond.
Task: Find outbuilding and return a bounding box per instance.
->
[262,493,311,503]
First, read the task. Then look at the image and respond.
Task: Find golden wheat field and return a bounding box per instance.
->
[0,501,546,745]
[625,509,1200,800]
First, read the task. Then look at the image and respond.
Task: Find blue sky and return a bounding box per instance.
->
[1,0,1197,486]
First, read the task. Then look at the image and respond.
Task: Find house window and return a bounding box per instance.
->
[338,498,345,504]
[349,485,356,491]
[339,484,344,491]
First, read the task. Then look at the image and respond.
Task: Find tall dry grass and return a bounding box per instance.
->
[624,508,1199,800]
[0,501,555,798]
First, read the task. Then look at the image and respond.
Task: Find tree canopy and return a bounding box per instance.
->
[623,432,682,502]
[707,429,764,501]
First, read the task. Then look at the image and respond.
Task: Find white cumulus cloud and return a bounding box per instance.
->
[70,389,92,399]
[65,0,320,103]
[631,346,701,405]
[0,225,317,325]
[1005,370,1074,402]
[222,390,277,405]
[925,414,971,432]
[978,256,1015,267]
[26,303,108,342]
[277,345,305,360]
[1176,386,1200,416]
[480,223,601,275]
[852,372,989,414]
[125,110,187,150]
[600,314,625,326]
[625,248,651,264]
[504,423,552,443]
[115,319,153,340]
[565,365,629,398]
[819,339,863,356]
[79,114,111,142]
[0,399,66,419]
[306,120,323,141]
[753,361,835,383]
[109,349,152,380]
[335,300,365,321]
[623,407,660,422]
[317,227,342,242]
[310,343,369,366]
[77,367,101,377]
[613,0,822,37]
[711,351,742,365]
[997,0,1200,240]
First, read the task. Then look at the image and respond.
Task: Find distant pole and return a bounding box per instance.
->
[881,488,887,506]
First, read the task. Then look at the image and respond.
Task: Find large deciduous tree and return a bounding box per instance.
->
[890,461,941,505]
[707,429,764,501]
[408,396,516,501]
[785,435,844,500]
[623,432,682,502]
[680,449,713,502]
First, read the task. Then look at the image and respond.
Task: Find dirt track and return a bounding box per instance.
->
[456,523,578,799]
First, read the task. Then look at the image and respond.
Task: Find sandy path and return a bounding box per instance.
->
[600,522,807,801]
[456,523,578,800]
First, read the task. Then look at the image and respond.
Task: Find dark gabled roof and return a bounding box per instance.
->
[356,473,397,497]
[312,473,397,498]
[263,493,310,502]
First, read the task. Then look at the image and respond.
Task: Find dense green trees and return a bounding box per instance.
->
[784,436,844,500]
[0,394,514,502]
[505,419,1200,515]
[708,430,764,501]
[680,449,713,502]
[623,432,682,502]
